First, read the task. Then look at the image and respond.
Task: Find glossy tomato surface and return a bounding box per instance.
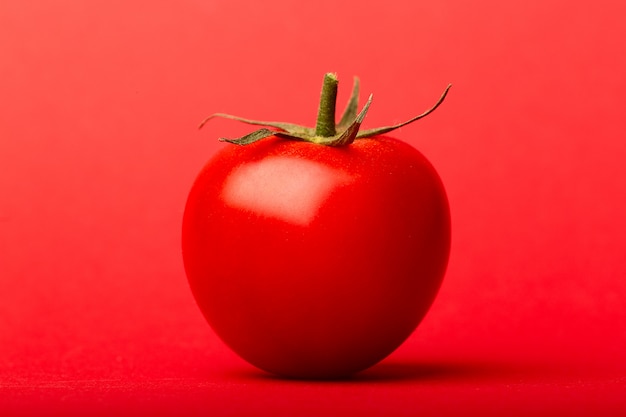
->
[182,136,450,379]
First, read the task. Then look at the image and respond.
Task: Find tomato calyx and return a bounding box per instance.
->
[199,73,451,147]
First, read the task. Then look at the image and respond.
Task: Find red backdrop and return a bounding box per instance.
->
[1,0,625,415]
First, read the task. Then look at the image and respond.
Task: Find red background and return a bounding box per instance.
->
[1,0,625,415]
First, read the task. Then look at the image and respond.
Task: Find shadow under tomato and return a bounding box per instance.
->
[227,358,532,384]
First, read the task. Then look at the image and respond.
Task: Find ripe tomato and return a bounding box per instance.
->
[182,74,451,378]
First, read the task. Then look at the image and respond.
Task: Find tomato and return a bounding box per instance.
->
[182,74,451,379]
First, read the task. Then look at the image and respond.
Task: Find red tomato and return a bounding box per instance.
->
[182,135,450,378]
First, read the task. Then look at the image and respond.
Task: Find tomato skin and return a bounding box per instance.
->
[182,136,450,379]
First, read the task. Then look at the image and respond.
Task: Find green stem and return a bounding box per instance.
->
[314,73,338,137]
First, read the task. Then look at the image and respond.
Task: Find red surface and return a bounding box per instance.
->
[1,0,625,415]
